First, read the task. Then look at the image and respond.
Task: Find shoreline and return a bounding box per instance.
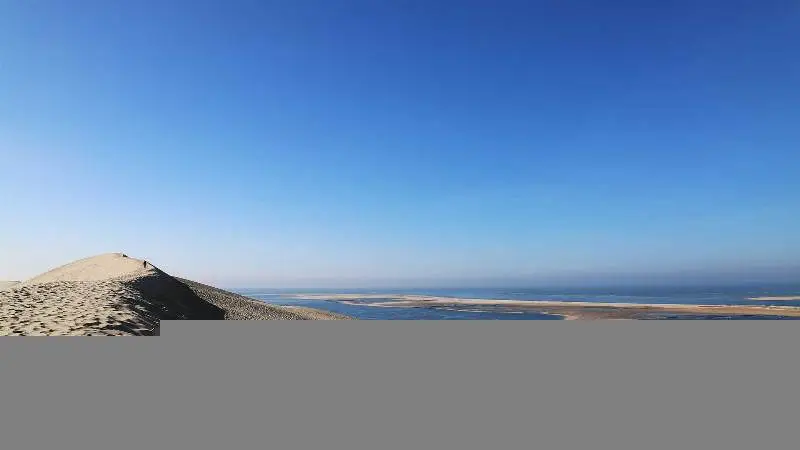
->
[294,294,800,320]
[747,296,800,301]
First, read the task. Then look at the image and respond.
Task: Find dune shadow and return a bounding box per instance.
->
[122,271,226,334]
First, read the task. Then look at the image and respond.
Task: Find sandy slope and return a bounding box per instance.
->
[178,277,351,320]
[0,253,349,336]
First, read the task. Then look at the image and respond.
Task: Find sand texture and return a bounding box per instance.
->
[178,278,351,320]
[1,253,349,336]
[0,281,19,291]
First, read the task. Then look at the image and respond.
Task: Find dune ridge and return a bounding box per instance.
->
[1,253,349,336]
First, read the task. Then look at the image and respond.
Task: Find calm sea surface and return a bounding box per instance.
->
[232,284,800,320]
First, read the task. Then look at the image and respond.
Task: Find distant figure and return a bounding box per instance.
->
[143,261,147,268]
[121,254,128,258]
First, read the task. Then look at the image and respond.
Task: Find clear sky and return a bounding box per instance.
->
[2,1,799,287]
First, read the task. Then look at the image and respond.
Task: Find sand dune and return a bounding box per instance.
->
[1,253,349,336]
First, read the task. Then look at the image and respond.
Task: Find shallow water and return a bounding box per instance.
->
[262,298,562,320]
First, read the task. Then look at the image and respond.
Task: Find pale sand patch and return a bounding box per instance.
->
[0,281,19,291]
[1,253,350,336]
[747,296,800,301]
[281,305,353,320]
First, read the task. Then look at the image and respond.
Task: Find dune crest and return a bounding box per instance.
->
[21,253,150,285]
[1,253,349,336]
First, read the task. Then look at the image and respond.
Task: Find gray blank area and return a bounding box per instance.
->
[2,322,799,450]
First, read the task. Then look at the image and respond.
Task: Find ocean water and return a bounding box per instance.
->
[233,284,800,320]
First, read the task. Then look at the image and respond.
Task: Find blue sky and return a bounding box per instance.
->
[2,1,799,287]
